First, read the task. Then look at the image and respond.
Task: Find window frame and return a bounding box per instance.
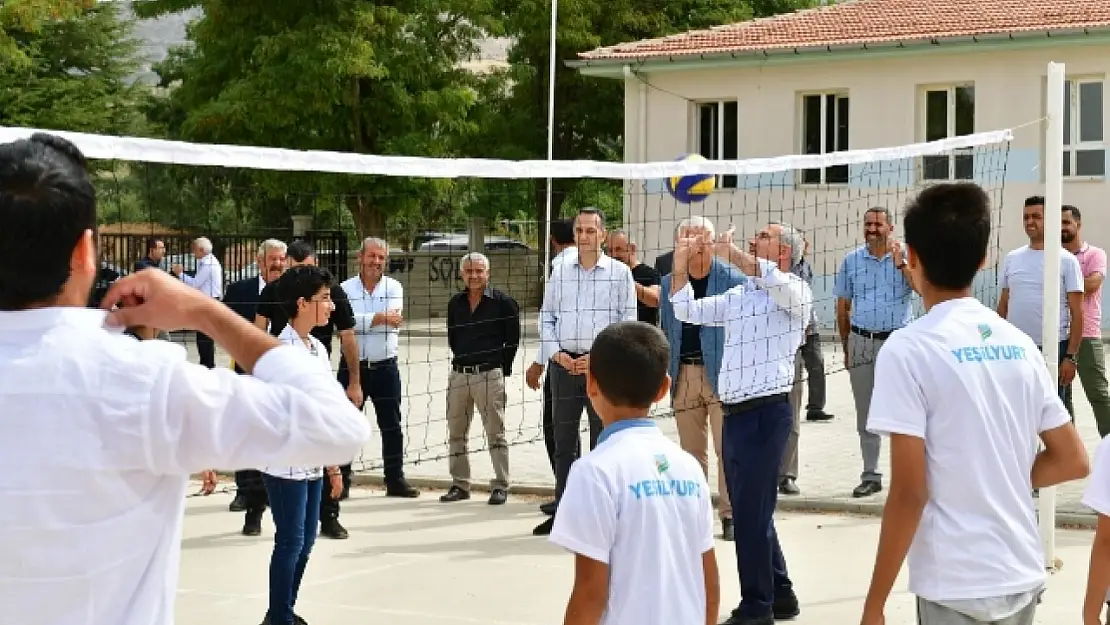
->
[690,100,739,190]
[1062,76,1106,180]
[796,91,850,186]
[918,83,976,182]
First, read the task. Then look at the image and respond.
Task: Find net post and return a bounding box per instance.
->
[541,0,559,282]
[1040,60,1066,571]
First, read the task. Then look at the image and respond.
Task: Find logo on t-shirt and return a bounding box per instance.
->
[951,322,1028,364]
[978,323,992,341]
[654,454,669,473]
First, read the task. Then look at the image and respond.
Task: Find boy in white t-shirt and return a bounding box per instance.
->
[858,183,1090,625]
[261,265,350,625]
[1082,436,1110,625]
[549,320,720,625]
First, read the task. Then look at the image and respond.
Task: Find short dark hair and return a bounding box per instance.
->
[576,206,605,228]
[0,133,96,310]
[903,183,991,290]
[288,240,315,263]
[1024,195,1045,207]
[145,237,163,253]
[1063,205,1082,221]
[589,321,670,409]
[275,264,331,319]
[550,219,574,246]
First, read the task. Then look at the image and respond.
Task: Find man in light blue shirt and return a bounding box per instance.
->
[834,207,914,498]
[340,237,419,498]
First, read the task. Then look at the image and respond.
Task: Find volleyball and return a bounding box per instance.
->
[666,154,716,203]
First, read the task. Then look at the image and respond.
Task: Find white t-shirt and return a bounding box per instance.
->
[261,325,336,481]
[1083,436,1110,604]
[1000,245,1083,343]
[866,298,1070,604]
[549,421,714,625]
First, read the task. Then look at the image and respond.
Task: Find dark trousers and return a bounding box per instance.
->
[319,463,352,520]
[550,364,602,503]
[235,469,268,512]
[196,332,215,368]
[798,333,827,412]
[723,395,794,618]
[338,358,405,484]
[263,475,322,625]
[1039,340,1071,409]
[542,371,579,474]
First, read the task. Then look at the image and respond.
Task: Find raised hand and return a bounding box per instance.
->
[100,268,217,331]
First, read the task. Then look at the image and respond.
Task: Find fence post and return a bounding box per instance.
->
[292,215,314,238]
[467,216,485,253]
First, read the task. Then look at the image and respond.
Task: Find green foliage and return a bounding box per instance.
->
[0,0,95,68]
[139,0,496,238]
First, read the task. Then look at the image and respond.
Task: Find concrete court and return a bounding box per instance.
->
[176,485,1096,625]
[191,327,1108,520]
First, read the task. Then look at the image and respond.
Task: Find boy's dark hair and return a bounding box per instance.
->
[275,264,331,319]
[903,183,991,291]
[1024,195,1045,207]
[288,240,315,263]
[589,321,670,409]
[0,133,96,310]
[550,219,574,246]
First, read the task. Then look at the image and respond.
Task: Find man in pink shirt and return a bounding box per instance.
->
[1063,205,1110,437]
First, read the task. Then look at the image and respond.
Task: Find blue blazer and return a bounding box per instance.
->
[659,259,747,398]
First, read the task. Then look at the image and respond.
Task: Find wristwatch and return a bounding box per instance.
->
[1063,353,1078,364]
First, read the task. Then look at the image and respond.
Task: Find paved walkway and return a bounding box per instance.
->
[191,326,1106,521]
[177,488,1095,625]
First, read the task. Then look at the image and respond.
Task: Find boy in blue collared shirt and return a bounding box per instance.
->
[549,321,720,625]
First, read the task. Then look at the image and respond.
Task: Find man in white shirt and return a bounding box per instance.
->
[171,236,224,368]
[671,221,812,625]
[0,132,371,625]
[340,237,419,498]
[859,183,1090,625]
[533,207,637,536]
[997,195,1084,407]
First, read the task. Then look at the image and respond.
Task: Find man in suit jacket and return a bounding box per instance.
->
[224,240,288,536]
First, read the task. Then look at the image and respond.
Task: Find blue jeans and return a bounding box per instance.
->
[262,475,323,625]
[722,395,794,618]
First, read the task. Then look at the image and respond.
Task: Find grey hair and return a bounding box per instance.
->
[607,229,635,246]
[675,215,716,239]
[459,252,489,271]
[865,206,892,223]
[257,238,287,259]
[770,221,805,266]
[359,236,389,255]
[194,237,213,254]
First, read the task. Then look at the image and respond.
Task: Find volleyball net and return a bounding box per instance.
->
[0,124,1019,503]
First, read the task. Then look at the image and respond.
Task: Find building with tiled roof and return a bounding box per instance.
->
[568,0,1110,329]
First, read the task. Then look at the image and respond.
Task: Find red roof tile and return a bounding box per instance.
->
[578,0,1110,61]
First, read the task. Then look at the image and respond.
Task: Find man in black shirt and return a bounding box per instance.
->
[255,240,364,539]
[439,252,520,505]
[605,230,661,325]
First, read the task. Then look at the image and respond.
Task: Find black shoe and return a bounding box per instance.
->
[539,500,557,516]
[773,588,801,620]
[320,517,348,540]
[242,510,263,536]
[805,410,834,422]
[488,488,508,505]
[229,493,247,512]
[439,486,470,502]
[294,614,308,625]
[385,480,420,498]
[852,481,882,498]
[721,609,774,625]
[778,478,800,496]
[533,517,554,536]
[721,518,734,541]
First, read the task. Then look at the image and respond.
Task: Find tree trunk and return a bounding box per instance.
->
[346,195,386,242]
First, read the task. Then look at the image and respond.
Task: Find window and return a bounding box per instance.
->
[800,93,849,185]
[921,85,975,180]
[1063,78,1105,177]
[695,101,738,189]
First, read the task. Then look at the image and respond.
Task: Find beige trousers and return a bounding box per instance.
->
[673,363,731,519]
[446,369,510,490]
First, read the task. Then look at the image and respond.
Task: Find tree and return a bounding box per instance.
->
[482,0,817,236]
[136,0,495,239]
[0,0,96,67]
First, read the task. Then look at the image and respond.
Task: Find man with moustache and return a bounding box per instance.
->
[605,229,661,325]
[224,239,288,535]
[1061,205,1110,436]
[255,239,363,538]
